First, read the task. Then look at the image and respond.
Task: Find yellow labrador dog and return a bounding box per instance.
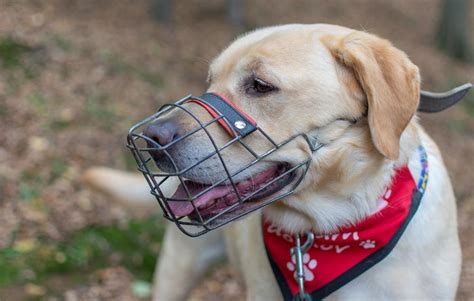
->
[83,24,461,300]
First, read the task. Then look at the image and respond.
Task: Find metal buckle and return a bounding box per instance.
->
[291,232,315,301]
[303,134,324,153]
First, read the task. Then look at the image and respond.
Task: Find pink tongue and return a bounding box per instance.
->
[167,182,233,217]
[167,165,280,217]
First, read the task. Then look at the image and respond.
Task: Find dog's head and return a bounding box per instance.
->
[139,24,420,234]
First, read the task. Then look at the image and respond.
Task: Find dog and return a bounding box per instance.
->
[83,24,462,300]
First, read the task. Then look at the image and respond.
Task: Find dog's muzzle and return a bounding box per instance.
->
[127,93,320,236]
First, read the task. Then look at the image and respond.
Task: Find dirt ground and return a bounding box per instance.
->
[0,0,473,300]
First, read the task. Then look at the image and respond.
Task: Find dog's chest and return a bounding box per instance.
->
[226,212,430,301]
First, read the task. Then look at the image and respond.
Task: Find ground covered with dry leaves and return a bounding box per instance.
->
[0,0,473,300]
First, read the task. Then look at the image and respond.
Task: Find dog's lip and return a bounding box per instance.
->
[166,163,293,218]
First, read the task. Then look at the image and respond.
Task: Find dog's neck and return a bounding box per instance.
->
[264,119,422,235]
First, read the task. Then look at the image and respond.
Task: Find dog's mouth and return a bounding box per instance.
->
[167,163,295,221]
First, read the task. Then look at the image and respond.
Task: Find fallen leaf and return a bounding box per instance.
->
[132,280,151,299]
[13,239,36,253]
[25,283,46,296]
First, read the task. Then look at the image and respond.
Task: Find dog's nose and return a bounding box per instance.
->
[143,119,179,146]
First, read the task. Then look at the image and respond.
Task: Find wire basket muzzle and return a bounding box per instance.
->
[127,95,312,236]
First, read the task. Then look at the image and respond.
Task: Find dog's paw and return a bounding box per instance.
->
[359,239,376,249]
[286,254,318,281]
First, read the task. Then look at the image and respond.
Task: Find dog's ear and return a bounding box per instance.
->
[322,31,420,160]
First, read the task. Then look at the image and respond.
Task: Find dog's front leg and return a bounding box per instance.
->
[152,224,226,301]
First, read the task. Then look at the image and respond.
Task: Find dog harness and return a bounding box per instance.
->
[263,146,429,301]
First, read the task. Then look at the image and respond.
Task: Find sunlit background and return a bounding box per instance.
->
[0,0,473,300]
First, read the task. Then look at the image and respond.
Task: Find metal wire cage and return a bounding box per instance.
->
[126,94,313,237]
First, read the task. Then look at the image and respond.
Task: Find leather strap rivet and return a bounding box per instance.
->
[234,120,246,129]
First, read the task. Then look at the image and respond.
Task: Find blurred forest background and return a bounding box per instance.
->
[0,0,473,300]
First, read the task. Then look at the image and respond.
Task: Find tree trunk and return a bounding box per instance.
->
[435,0,472,62]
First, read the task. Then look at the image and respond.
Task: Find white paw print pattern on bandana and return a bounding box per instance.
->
[286,253,318,281]
[359,240,376,249]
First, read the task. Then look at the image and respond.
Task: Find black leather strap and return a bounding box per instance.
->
[418,83,472,113]
[196,93,257,137]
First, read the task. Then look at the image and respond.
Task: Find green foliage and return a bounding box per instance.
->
[28,93,49,116]
[84,93,118,130]
[18,183,42,201]
[448,119,468,134]
[122,150,140,171]
[51,35,73,52]
[136,68,162,88]
[461,90,474,116]
[50,158,68,181]
[445,78,474,117]
[0,217,165,286]
[18,172,45,201]
[0,37,40,96]
[0,248,23,284]
[48,119,71,130]
[0,36,32,69]
[0,101,8,117]
[101,51,162,87]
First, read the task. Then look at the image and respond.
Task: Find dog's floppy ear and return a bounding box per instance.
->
[323,31,420,159]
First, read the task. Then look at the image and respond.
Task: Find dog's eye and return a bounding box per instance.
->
[247,77,276,95]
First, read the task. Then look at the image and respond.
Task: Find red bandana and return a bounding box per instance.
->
[263,148,428,300]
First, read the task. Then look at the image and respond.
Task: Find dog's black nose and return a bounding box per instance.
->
[143,119,179,146]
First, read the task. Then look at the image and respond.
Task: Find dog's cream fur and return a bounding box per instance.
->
[82,24,461,300]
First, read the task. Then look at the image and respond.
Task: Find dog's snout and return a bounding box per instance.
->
[144,119,179,146]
